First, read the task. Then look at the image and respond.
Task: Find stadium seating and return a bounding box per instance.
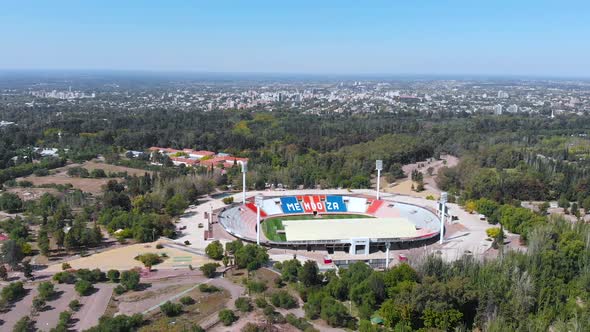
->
[245,202,267,217]
[346,196,368,213]
[262,199,283,215]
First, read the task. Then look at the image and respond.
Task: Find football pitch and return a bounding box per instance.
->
[262,214,372,242]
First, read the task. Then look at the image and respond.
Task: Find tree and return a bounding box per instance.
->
[22,260,33,278]
[160,301,182,317]
[0,265,7,281]
[298,260,320,287]
[84,314,143,332]
[69,299,81,311]
[200,263,219,278]
[32,296,46,313]
[12,316,35,332]
[0,192,22,213]
[234,244,269,270]
[1,281,26,302]
[135,253,162,270]
[38,228,50,256]
[38,281,55,300]
[120,270,140,291]
[280,259,301,283]
[53,229,65,251]
[218,309,238,326]
[205,240,224,260]
[75,279,94,296]
[1,239,24,268]
[235,297,253,312]
[270,290,298,309]
[165,194,189,216]
[107,269,120,282]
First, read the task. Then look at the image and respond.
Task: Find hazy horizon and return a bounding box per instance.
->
[2,1,590,77]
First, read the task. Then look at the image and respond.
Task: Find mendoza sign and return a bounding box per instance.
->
[325,196,347,212]
[280,197,304,214]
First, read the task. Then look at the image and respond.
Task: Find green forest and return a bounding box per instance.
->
[2,105,590,331]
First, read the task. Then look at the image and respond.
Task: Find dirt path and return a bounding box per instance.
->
[199,277,245,330]
[73,283,115,331]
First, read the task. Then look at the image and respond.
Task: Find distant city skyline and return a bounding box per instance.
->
[1,1,590,77]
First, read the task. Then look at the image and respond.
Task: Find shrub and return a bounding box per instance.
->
[61,262,72,270]
[286,313,314,331]
[246,280,267,293]
[75,279,94,296]
[114,284,127,295]
[69,299,81,311]
[486,227,502,239]
[53,271,76,284]
[255,297,268,308]
[200,263,220,278]
[37,281,55,300]
[120,270,140,291]
[58,310,72,324]
[155,243,164,249]
[198,284,220,293]
[270,290,298,309]
[107,269,120,282]
[76,268,105,283]
[1,281,26,302]
[222,196,234,205]
[179,296,195,305]
[235,297,253,312]
[218,309,238,326]
[184,240,191,245]
[160,301,183,317]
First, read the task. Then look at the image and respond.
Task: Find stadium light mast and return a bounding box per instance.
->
[439,192,448,244]
[241,162,248,204]
[376,160,383,200]
[255,194,263,245]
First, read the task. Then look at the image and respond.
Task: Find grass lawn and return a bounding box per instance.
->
[262,214,372,242]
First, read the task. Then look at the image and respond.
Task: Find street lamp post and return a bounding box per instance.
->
[439,192,448,244]
[376,160,383,200]
[255,194,263,245]
[241,162,248,204]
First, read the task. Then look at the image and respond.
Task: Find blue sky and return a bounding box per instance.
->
[1,1,589,77]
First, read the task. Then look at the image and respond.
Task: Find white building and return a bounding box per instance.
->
[507,104,519,113]
[493,104,503,115]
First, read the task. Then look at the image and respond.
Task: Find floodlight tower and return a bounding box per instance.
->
[255,194,263,245]
[376,160,383,200]
[241,162,247,204]
[439,192,448,244]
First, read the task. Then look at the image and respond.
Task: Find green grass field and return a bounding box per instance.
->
[262,214,372,242]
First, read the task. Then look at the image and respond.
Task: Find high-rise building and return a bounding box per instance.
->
[493,104,503,115]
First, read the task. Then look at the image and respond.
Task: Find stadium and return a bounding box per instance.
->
[218,194,442,255]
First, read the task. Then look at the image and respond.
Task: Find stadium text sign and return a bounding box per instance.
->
[280,196,347,214]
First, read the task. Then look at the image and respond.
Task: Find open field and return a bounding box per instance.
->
[16,160,151,195]
[42,241,212,272]
[137,286,229,332]
[82,160,153,177]
[262,213,371,241]
[18,172,111,195]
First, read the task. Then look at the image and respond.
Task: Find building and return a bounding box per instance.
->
[507,104,518,113]
[493,104,503,115]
